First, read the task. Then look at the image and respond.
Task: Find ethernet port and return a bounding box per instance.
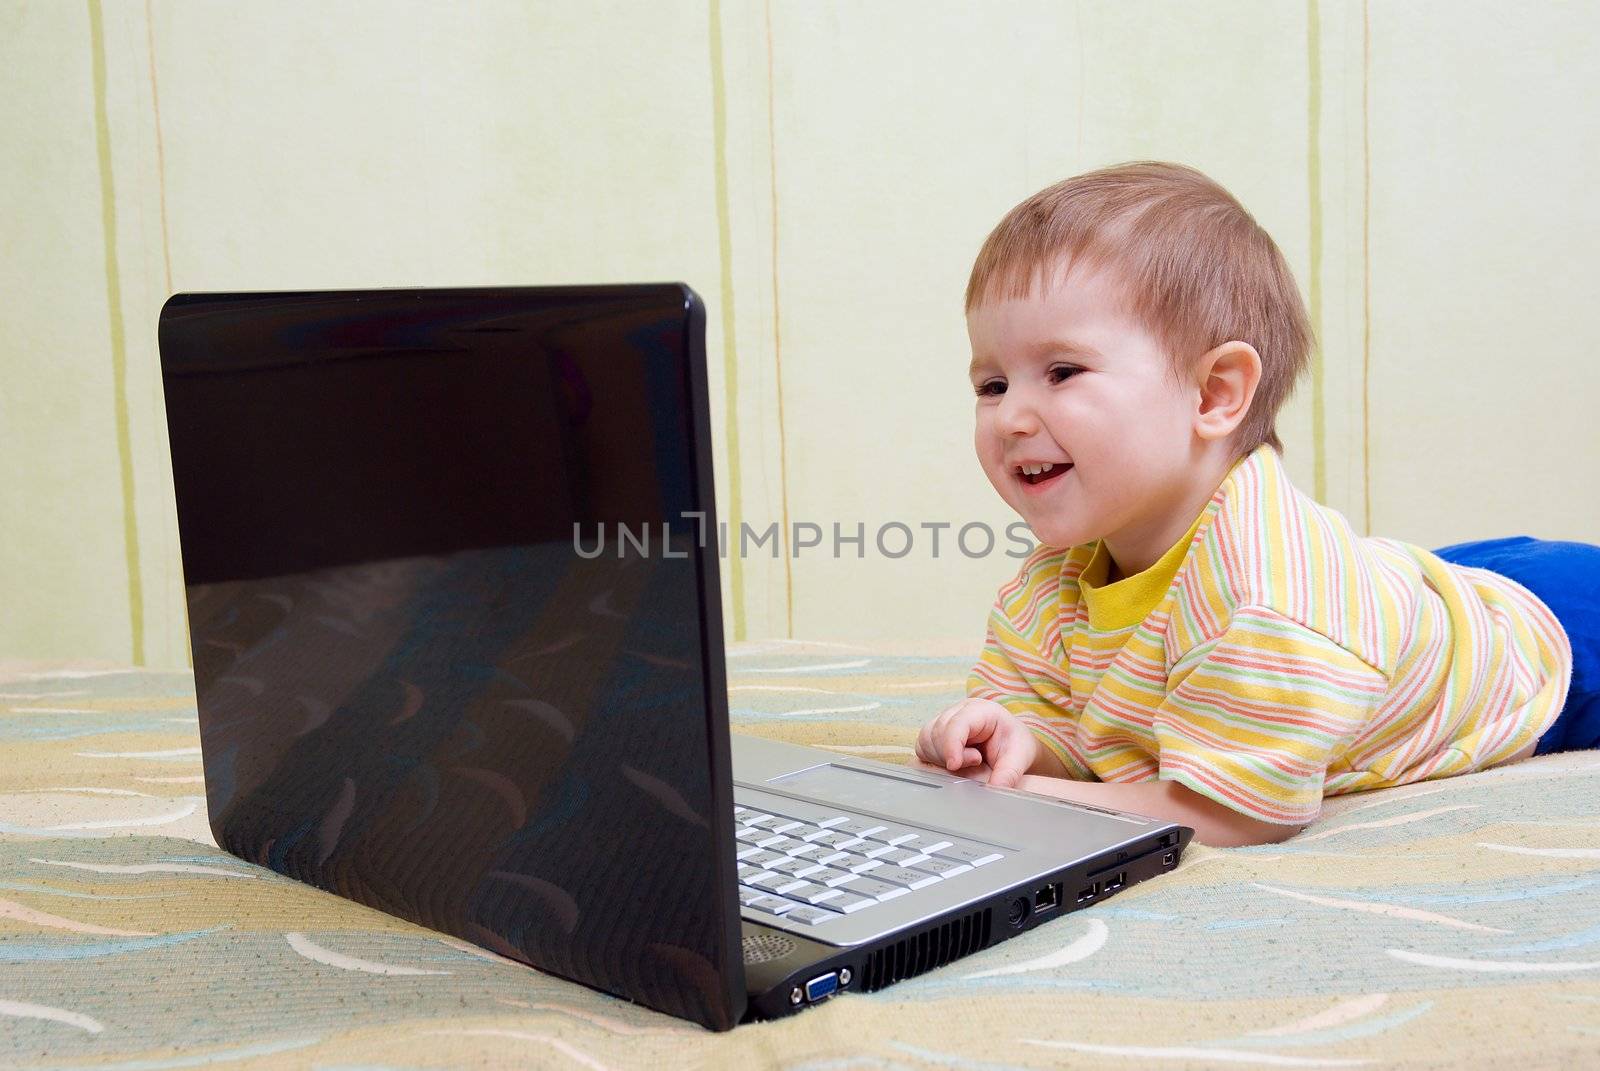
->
[1034,883,1060,912]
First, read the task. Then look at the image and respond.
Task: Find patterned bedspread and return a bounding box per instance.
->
[3,642,1598,1069]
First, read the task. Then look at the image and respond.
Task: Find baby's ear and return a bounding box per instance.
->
[1194,341,1261,441]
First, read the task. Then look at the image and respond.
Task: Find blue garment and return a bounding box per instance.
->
[1431,536,1600,754]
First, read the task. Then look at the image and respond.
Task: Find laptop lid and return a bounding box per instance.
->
[158,284,746,1031]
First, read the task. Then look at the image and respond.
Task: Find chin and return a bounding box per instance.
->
[1022,518,1092,550]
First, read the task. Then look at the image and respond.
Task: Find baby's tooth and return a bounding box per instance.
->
[1041,463,1053,473]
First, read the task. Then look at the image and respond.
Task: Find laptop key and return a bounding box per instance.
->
[750,873,808,896]
[768,857,824,878]
[785,882,842,906]
[746,815,803,833]
[840,876,910,901]
[829,818,888,838]
[930,841,1004,867]
[812,850,850,867]
[856,841,900,859]
[783,905,841,925]
[741,850,786,870]
[807,866,857,887]
[739,799,840,827]
[822,890,876,913]
[861,825,923,846]
[804,830,866,851]
[742,892,796,915]
[906,856,972,879]
[834,853,883,875]
[860,865,941,891]
[764,835,810,855]
[877,848,930,867]
[743,830,789,848]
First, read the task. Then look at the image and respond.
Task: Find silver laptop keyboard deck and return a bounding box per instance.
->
[733,798,1008,928]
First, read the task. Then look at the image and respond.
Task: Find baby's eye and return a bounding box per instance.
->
[1048,365,1082,384]
[974,379,1006,397]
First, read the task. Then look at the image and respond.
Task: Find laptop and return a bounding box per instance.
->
[157,283,1192,1031]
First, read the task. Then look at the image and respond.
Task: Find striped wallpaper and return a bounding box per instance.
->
[2,1,1596,669]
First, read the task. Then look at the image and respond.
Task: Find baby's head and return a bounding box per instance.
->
[964,161,1312,566]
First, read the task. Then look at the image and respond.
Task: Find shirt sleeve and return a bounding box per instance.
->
[967,614,1098,781]
[1154,605,1389,825]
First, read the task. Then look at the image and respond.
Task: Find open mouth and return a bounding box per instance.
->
[1016,462,1072,487]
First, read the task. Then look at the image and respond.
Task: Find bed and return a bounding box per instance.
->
[3,642,1597,1069]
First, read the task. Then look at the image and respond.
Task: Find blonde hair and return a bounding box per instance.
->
[965,161,1312,456]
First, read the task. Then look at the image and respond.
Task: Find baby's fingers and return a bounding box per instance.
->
[941,713,989,771]
[915,719,951,764]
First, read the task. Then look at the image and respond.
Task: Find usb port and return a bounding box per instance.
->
[804,971,839,1002]
[1034,883,1059,912]
[1162,851,1176,867]
[1076,882,1098,904]
[1103,872,1124,892]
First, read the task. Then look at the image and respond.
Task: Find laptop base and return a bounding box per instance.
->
[743,829,1184,1020]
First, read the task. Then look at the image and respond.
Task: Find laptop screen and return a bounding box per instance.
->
[159,285,745,1030]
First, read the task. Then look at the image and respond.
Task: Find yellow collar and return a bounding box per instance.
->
[1077,507,1211,631]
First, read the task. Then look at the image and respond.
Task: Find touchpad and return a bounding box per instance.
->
[768,762,943,813]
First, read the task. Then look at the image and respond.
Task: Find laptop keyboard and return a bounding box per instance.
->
[733,799,1007,928]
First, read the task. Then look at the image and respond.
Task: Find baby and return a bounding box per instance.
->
[914,161,1597,847]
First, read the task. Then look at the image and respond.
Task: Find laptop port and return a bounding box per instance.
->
[1076,882,1098,904]
[1034,883,1060,912]
[1163,851,1176,867]
[1007,896,1030,927]
[1103,872,1124,893]
[804,971,839,1002]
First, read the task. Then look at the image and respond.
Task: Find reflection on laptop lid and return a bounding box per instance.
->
[160,285,748,1030]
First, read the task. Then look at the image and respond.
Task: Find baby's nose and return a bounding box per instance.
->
[996,396,1039,434]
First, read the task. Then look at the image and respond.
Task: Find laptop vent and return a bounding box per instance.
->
[857,907,993,992]
[742,933,797,965]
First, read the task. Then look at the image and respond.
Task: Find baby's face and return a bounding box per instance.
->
[967,260,1203,552]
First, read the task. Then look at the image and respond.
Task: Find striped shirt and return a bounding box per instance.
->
[969,443,1573,825]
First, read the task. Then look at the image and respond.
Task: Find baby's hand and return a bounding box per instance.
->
[914,698,1039,788]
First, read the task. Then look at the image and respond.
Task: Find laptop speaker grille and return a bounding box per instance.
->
[742,933,797,965]
[857,907,993,992]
